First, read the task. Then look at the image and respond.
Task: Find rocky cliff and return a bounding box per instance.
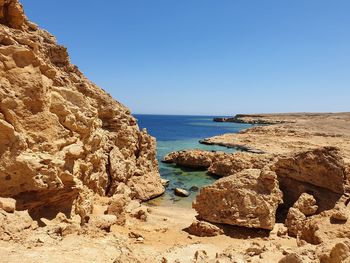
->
[0,0,164,221]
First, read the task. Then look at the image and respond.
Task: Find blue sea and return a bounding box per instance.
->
[135,114,252,207]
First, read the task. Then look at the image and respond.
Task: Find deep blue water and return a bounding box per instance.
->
[135,114,252,207]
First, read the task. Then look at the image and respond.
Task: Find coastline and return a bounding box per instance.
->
[1,0,350,261]
[158,112,350,262]
[200,112,350,157]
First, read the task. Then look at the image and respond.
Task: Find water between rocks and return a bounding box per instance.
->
[135,114,252,207]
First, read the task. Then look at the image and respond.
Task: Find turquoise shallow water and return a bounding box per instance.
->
[135,114,251,207]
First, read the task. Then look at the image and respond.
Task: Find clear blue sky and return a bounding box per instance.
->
[21,0,350,115]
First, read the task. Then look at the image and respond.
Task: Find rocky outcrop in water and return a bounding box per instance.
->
[163,149,215,168]
[213,114,294,124]
[0,0,164,221]
[163,149,274,176]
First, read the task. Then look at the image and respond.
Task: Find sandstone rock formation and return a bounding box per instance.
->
[316,240,350,263]
[193,169,283,230]
[0,199,35,241]
[163,149,274,177]
[275,147,348,194]
[0,0,26,29]
[0,0,164,221]
[163,149,215,168]
[187,220,223,237]
[188,145,350,236]
[292,193,318,216]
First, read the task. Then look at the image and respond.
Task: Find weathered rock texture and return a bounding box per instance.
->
[187,220,223,237]
[292,193,318,216]
[163,149,215,168]
[0,0,164,220]
[163,149,274,177]
[275,147,348,194]
[193,169,283,230]
[181,145,350,232]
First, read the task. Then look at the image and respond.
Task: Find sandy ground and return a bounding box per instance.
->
[0,203,298,263]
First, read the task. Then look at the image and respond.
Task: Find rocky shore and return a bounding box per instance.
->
[206,113,350,158]
[163,113,350,262]
[1,1,350,262]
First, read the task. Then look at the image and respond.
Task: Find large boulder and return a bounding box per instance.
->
[193,169,283,230]
[208,152,275,177]
[275,147,348,194]
[163,149,215,168]
[0,0,164,220]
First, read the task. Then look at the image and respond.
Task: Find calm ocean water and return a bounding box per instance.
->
[135,114,252,207]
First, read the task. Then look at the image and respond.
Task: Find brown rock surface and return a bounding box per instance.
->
[275,147,348,194]
[193,169,283,230]
[292,193,318,216]
[0,0,26,29]
[316,240,350,263]
[163,149,215,168]
[187,220,223,237]
[0,0,164,220]
[0,207,34,241]
[163,149,274,177]
[208,152,274,177]
[285,207,306,237]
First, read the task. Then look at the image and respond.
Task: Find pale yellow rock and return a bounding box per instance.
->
[293,193,318,216]
[285,207,306,237]
[187,220,223,237]
[88,214,117,232]
[0,0,164,221]
[193,169,283,230]
[0,209,33,240]
[275,147,347,194]
[316,240,350,263]
[0,197,16,212]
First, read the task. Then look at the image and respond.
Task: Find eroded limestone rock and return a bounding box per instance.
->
[187,220,223,237]
[285,207,306,237]
[193,169,283,230]
[163,149,274,177]
[293,193,318,216]
[0,0,164,221]
[0,207,34,241]
[275,147,347,194]
[163,149,214,168]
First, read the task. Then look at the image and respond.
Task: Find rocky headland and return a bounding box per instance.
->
[205,113,350,158]
[1,1,350,262]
